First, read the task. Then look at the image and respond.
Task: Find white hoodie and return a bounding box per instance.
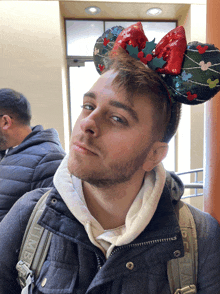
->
[53,155,166,258]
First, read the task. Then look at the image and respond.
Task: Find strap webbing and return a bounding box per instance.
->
[16,189,53,291]
[167,201,198,294]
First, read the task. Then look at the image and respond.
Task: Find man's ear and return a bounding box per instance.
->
[1,115,13,130]
[143,142,168,172]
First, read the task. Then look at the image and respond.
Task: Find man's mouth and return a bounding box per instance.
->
[73,141,98,156]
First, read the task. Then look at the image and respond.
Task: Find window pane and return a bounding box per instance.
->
[141,22,176,43]
[105,21,176,43]
[162,136,175,172]
[66,20,104,56]
[105,21,137,30]
[69,61,100,128]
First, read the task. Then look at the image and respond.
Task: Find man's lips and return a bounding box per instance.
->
[73,142,98,156]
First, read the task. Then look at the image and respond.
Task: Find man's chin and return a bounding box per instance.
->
[71,170,133,188]
[68,169,110,187]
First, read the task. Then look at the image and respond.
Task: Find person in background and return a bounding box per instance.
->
[0,88,65,221]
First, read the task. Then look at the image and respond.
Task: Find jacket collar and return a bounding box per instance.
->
[38,179,184,259]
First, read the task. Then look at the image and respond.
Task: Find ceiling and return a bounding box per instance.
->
[60,2,190,22]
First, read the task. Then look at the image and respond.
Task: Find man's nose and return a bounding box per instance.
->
[80,113,100,137]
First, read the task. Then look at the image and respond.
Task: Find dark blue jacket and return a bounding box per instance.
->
[0,125,65,221]
[0,173,219,294]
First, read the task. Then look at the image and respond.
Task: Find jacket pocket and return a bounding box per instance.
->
[35,260,78,294]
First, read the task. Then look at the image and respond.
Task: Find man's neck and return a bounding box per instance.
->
[7,125,32,149]
[82,169,146,230]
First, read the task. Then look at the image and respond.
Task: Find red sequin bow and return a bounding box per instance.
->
[113,22,187,75]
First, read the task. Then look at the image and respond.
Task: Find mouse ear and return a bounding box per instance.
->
[163,41,220,105]
[93,26,124,74]
[112,22,148,52]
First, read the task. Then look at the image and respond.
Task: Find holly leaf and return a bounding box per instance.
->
[148,57,166,70]
[126,44,139,59]
[142,38,156,56]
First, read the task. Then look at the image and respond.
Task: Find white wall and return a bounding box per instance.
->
[0,1,68,149]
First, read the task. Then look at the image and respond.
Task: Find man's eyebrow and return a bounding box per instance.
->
[109,100,139,122]
[83,92,96,99]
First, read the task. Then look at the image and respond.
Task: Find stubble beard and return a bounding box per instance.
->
[0,132,7,151]
[69,144,151,188]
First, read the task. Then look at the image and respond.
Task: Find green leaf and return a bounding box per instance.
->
[142,39,156,56]
[126,45,139,59]
[148,57,166,70]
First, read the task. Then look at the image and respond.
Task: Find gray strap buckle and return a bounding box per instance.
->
[174,285,197,294]
[16,260,34,293]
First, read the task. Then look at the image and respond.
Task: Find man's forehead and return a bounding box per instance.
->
[97,69,118,88]
[86,71,154,110]
[89,70,134,103]
[85,70,118,95]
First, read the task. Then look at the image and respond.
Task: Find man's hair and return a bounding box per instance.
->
[104,49,181,143]
[0,88,32,126]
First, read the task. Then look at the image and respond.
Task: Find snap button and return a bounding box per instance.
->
[41,277,47,287]
[173,250,181,258]
[126,261,134,270]
[51,198,57,204]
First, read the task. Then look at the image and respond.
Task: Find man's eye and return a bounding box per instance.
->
[81,104,94,111]
[112,116,128,125]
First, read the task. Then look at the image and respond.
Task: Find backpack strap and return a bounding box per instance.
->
[16,189,53,294]
[167,200,198,294]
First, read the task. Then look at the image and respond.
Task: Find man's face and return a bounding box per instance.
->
[68,70,158,187]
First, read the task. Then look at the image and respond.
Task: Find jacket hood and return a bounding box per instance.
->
[7,125,62,155]
[165,171,184,202]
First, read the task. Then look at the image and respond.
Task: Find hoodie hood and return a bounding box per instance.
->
[7,125,62,155]
[53,156,184,257]
[165,171,184,203]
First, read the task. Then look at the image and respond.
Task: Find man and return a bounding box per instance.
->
[0,88,65,221]
[0,52,219,294]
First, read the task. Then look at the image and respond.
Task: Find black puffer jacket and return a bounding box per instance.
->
[0,125,65,221]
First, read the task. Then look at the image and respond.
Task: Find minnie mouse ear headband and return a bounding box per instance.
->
[93,22,220,105]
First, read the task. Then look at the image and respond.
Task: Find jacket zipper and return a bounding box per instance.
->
[109,235,177,257]
[95,235,177,270]
[96,253,104,270]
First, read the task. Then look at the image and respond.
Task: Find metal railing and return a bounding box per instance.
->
[176,168,203,199]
